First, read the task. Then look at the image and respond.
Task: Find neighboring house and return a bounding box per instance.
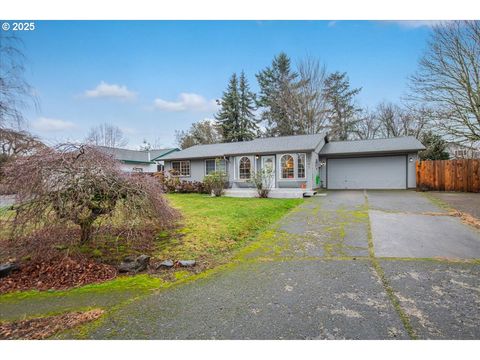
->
[446,142,480,159]
[97,146,179,173]
[159,134,425,197]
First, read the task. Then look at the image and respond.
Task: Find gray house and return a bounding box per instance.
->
[160,134,425,197]
[97,146,179,173]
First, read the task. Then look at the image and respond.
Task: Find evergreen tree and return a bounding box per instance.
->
[324,72,362,141]
[418,131,450,160]
[238,71,258,141]
[215,73,240,142]
[256,52,299,136]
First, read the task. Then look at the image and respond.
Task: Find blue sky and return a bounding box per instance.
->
[17,20,436,148]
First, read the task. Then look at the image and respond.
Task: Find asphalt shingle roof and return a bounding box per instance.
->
[160,134,327,160]
[96,146,178,163]
[320,136,425,155]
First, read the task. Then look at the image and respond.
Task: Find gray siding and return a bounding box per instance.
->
[407,153,418,188]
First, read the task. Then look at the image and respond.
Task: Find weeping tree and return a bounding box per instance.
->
[1,144,179,244]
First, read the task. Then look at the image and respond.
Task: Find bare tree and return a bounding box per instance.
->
[0,128,44,157]
[409,21,480,143]
[85,123,128,148]
[353,109,381,140]
[1,144,179,245]
[0,32,37,130]
[375,102,430,138]
[296,56,328,134]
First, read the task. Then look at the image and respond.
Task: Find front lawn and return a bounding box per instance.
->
[158,194,303,267]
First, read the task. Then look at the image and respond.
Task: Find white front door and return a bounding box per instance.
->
[261,155,276,188]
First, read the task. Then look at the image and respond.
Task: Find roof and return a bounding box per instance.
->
[96,146,179,163]
[320,136,425,156]
[160,134,327,160]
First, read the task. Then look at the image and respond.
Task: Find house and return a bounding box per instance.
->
[159,134,425,198]
[446,142,480,159]
[97,146,179,173]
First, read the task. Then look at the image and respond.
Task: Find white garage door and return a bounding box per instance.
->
[327,156,407,189]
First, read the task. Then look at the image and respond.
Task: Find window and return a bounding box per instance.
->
[171,160,191,176]
[280,155,295,179]
[239,157,251,180]
[205,158,227,175]
[455,149,467,157]
[297,154,306,178]
[132,167,143,173]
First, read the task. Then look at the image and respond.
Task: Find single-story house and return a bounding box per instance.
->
[97,146,179,173]
[159,134,425,197]
[446,142,480,159]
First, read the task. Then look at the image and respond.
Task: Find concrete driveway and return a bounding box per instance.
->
[60,190,480,340]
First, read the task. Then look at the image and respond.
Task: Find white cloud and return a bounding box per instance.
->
[153,93,218,112]
[388,20,448,29]
[33,117,77,132]
[84,81,136,100]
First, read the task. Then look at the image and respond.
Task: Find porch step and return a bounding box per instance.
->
[302,190,317,197]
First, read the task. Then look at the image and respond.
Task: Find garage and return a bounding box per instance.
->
[327,155,407,190]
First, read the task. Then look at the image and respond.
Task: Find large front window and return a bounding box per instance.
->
[171,160,190,176]
[239,157,251,180]
[280,154,294,179]
[205,158,226,175]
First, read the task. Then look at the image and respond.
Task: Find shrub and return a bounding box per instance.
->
[204,171,227,197]
[250,167,274,198]
[0,144,180,247]
[154,170,207,194]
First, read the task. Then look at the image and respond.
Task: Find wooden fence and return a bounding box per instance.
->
[416,159,480,193]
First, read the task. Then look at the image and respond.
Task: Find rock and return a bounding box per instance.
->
[135,255,150,272]
[118,254,150,273]
[123,255,136,263]
[156,260,174,269]
[178,260,196,267]
[118,262,138,273]
[0,263,19,278]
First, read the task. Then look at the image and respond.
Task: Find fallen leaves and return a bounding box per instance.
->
[0,309,104,340]
[0,256,117,294]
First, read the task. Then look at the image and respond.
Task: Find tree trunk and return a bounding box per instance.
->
[80,222,93,244]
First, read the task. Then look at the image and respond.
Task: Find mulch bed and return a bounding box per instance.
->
[0,257,117,294]
[0,309,104,339]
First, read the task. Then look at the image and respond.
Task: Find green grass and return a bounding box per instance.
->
[0,194,302,315]
[0,275,164,304]
[158,194,303,265]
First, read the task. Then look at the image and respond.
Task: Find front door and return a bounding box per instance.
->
[261,155,276,188]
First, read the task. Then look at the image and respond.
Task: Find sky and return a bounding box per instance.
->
[13,20,438,149]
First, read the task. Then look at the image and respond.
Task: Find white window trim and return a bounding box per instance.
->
[278,153,307,181]
[171,160,191,177]
[278,153,297,181]
[204,158,227,176]
[236,155,253,181]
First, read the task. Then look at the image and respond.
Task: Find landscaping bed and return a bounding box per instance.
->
[0,194,302,294]
[0,309,104,340]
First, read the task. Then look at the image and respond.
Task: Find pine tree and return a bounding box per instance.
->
[238,71,258,141]
[215,73,240,142]
[324,72,362,141]
[256,52,299,136]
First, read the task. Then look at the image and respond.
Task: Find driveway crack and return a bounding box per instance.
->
[364,191,418,339]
